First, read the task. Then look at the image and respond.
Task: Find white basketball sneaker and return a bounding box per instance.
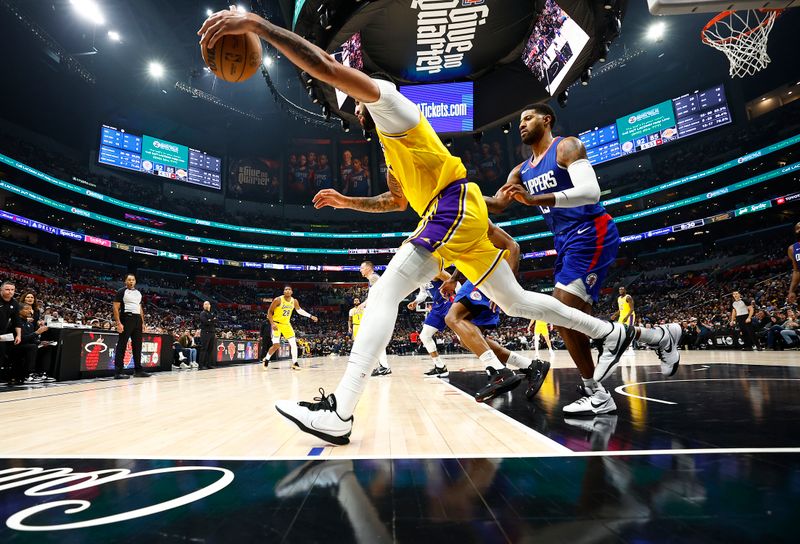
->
[593,322,635,383]
[655,323,682,377]
[562,388,617,415]
[275,388,354,446]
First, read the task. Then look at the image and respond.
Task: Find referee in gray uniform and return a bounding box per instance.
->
[112,274,151,379]
[730,291,759,351]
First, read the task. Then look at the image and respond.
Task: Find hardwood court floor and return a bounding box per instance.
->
[2,350,799,460]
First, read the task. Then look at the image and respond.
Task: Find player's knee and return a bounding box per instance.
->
[444,310,460,329]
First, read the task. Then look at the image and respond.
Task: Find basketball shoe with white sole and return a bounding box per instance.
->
[654,323,682,377]
[275,388,354,446]
[562,388,617,415]
[592,322,636,383]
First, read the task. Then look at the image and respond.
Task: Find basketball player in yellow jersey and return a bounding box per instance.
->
[348,297,363,340]
[612,286,636,327]
[262,286,318,370]
[200,8,634,445]
[528,319,553,353]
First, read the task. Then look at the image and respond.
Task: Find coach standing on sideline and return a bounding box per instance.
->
[1,281,22,384]
[112,274,151,379]
[198,301,217,369]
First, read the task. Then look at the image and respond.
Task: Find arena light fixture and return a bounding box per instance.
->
[70,0,105,26]
[581,67,592,85]
[262,56,272,67]
[148,61,165,79]
[206,8,213,16]
[557,90,569,108]
[501,123,511,134]
[599,42,610,62]
[107,30,121,42]
[363,129,372,142]
[646,21,666,42]
[341,119,350,132]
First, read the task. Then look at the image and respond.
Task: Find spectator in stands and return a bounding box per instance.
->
[179,329,199,367]
[112,274,151,379]
[1,280,22,385]
[198,301,217,369]
[19,290,41,323]
[14,304,49,385]
[781,309,800,348]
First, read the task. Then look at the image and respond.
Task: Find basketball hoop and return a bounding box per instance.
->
[701,9,782,78]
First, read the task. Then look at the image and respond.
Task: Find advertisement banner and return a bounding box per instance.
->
[215,340,260,363]
[80,332,163,371]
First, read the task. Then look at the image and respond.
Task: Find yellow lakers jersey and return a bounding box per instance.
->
[350,307,363,327]
[273,296,294,324]
[377,113,467,216]
[618,296,632,317]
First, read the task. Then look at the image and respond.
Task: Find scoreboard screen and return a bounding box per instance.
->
[579,84,732,166]
[99,125,222,190]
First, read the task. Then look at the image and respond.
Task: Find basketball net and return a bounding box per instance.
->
[701,9,782,78]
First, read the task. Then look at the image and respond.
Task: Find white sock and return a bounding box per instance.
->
[480,261,614,340]
[506,351,530,369]
[288,337,298,363]
[266,347,276,361]
[333,244,440,418]
[480,349,503,372]
[431,355,443,369]
[637,327,665,346]
[379,351,389,369]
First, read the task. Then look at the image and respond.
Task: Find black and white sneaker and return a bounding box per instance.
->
[371,365,392,377]
[523,359,551,400]
[475,367,522,403]
[563,388,616,415]
[593,322,635,383]
[275,388,354,446]
[424,365,449,378]
[40,373,56,383]
[654,323,682,377]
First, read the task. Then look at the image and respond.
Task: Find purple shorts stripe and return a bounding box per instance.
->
[408,180,469,253]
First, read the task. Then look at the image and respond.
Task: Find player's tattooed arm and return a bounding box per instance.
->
[313,171,407,213]
[556,136,589,168]
[485,164,522,214]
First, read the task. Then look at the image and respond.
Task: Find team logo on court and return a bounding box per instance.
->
[585,273,598,287]
[470,291,482,301]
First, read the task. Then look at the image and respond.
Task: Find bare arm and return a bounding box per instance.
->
[198,10,380,103]
[487,221,520,277]
[267,298,280,329]
[484,164,522,214]
[313,170,407,213]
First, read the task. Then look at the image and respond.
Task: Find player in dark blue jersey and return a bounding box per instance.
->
[788,222,800,304]
[485,103,681,416]
[440,222,550,402]
[408,272,454,377]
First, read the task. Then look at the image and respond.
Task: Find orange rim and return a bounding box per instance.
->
[700,8,782,45]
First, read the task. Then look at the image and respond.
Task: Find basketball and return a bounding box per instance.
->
[201,32,262,83]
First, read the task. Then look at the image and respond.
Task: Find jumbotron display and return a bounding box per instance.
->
[399,82,474,133]
[579,84,732,165]
[98,125,223,190]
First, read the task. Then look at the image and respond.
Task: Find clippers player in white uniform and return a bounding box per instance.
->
[487,104,681,415]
